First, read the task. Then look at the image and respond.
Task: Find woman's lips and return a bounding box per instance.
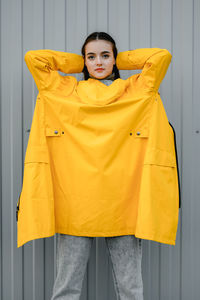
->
[95,68,104,71]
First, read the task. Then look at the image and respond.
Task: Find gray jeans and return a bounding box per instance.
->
[51,234,143,300]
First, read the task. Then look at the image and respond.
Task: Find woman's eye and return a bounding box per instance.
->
[102,54,109,58]
[88,56,95,60]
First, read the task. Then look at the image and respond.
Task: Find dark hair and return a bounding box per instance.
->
[81,32,120,80]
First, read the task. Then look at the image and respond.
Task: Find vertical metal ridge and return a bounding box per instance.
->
[107,0,109,33]
[158,244,161,300]
[0,0,2,297]
[33,241,36,300]
[43,240,46,300]
[21,0,25,298]
[192,0,194,108]
[86,0,88,35]
[64,0,66,51]
[95,238,98,300]
[150,0,152,47]
[43,0,45,49]
[171,0,174,56]
[179,1,184,294]
[10,66,14,300]
[179,8,184,300]
[53,235,57,281]
[128,0,131,50]
[10,3,15,299]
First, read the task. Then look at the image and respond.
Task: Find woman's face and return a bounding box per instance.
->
[84,40,116,79]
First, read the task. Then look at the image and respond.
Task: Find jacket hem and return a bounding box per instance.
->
[17,229,177,247]
[55,227,136,237]
[56,227,176,245]
[135,231,176,245]
[17,230,55,248]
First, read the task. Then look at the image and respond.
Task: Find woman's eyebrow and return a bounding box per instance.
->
[86,51,111,56]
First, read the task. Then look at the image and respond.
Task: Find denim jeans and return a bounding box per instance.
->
[51,234,143,300]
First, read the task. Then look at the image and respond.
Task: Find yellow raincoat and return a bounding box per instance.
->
[17,48,180,247]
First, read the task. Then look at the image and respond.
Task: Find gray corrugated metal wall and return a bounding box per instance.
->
[0,0,199,299]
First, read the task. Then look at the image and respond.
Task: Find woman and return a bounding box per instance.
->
[51,32,144,300]
[17,32,179,299]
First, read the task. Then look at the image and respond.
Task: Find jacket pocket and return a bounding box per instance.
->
[21,146,53,206]
[45,127,62,137]
[24,146,49,164]
[144,148,176,167]
[133,127,149,139]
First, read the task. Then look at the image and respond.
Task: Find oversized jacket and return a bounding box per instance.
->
[16,48,180,247]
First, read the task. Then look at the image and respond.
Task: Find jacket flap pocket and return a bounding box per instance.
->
[24,146,49,163]
[134,127,149,138]
[144,148,176,167]
[45,127,61,137]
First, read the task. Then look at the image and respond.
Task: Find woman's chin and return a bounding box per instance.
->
[91,73,110,80]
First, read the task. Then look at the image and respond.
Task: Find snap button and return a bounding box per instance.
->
[46,128,61,136]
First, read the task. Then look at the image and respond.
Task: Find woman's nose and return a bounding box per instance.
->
[96,56,102,65]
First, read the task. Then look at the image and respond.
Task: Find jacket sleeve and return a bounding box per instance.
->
[24,49,84,91]
[116,48,172,92]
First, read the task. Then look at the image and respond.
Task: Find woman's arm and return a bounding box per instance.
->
[24,49,84,91]
[116,48,172,92]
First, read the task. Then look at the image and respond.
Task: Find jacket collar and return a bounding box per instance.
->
[76,78,128,106]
